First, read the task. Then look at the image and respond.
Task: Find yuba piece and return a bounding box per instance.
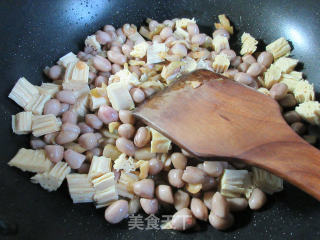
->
[12,111,33,134]
[25,93,51,115]
[240,33,258,55]
[280,71,303,92]
[32,114,61,137]
[31,162,71,191]
[9,77,39,108]
[264,64,282,88]
[274,57,298,74]
[107,82,135,111]
[8,148,52,173]
[295,101,320,125]
[252,167,283,194]
[92,172,116,191]
[58,52,78,67]
[117,182,134,199]
[212,54,230,73]
[88,156,112,180]
[37,83,61,97]
[149,127,171,153]
[64,61,89,84]
[220,169,252,198]
[214,14,233,34]
[66,174,95,203]
[266,37,291,60]
[293,80,315,103]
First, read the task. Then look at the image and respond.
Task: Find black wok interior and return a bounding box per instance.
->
[0,0,319,239]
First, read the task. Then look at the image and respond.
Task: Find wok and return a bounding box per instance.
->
[0,0,319,239]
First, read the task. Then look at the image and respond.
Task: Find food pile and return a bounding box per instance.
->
[8,15,319,231]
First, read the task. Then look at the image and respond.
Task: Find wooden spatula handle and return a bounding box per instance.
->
[238,139,320,200]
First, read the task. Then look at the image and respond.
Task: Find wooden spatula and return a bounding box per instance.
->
[134,69,320,200]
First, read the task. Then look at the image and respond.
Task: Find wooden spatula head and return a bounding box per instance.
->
[134,69,285,158]
[134,70,320,200]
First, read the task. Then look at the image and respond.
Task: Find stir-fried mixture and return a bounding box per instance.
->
[8,15,320,231]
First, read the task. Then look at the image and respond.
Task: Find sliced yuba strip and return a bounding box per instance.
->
[212,54,230,73]
[89,95,107,111]
[107,82,135,111]
[24,93,51,115]
[92,172,115,191]
[135,160,149,179]
[181,57,197,73]
[264,64,282,89]
[102,144,122,161]
[88,156,112,180]
[57,52,78,67]
[148,22,166,37]
[118,172,139,193]
[12,111,33,134]
[89,84,108,111]
[116,183,134,199]
[149,127,171,153]
[266,37,291,60]
[30,161,71,192]
[63,82,90,98]
[147,42,167,64]
[66,174,95,203]
[128,31,145,44]
[130,41,149,58]
[8,77,39,108]
[8,148,53,173]
[214,14,234,34]
[220,169,253,198]
[70,94,89,117]
[90,83,108,97]
[212,35,230,53]
[161,61,183,84]
[32,114,61,137]
[175,18,196,29]
[113,153,135,173]
[279,71,303,92]
[129,60,145,66]
[273,57,298,74]
[140,79,164,92]
[173,27,189,40]
[293,80,315,103]
[64,61,89,84]
[252,167,283,194]
[257,88,271,96]
[37,83,61,97]
[63,142,87,153]
[139,26,152,40]
[94,185,118,208]
[240,33,258,55]
[109,68,140,88]
[295,101,320,125]
[85,35,101,52]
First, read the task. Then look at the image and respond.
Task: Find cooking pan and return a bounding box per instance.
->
[0,0,319,239]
